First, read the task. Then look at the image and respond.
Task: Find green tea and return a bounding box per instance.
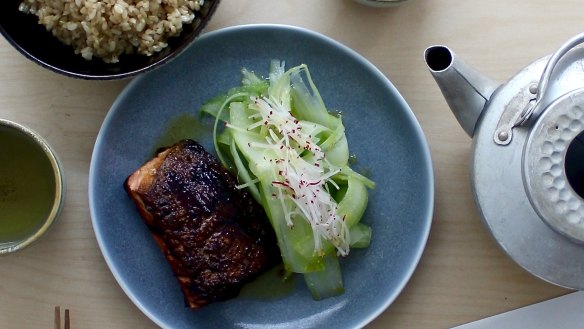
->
[0,126,56,244]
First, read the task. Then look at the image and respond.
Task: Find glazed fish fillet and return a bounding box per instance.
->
[124,139,279,309]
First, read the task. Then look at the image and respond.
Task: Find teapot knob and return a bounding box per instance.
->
[496,130,509,142]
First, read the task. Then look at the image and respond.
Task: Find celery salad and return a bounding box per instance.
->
[201,61,375,300]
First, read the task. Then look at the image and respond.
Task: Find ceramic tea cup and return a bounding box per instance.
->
[0,119,64,254]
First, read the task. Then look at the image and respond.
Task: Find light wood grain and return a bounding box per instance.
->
[0,0,576,328]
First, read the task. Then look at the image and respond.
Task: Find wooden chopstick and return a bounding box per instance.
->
[54,305,71,329]
[54,306,61,329]
[64,308,70,329]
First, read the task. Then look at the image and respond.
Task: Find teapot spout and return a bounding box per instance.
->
[424,46,500,137]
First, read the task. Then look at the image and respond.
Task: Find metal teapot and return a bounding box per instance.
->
[425,33,584,289]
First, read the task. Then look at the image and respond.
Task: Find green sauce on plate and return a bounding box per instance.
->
[239,263,297,300]
[154,113,214,153]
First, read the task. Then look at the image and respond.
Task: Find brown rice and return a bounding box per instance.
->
[18,0,204,63]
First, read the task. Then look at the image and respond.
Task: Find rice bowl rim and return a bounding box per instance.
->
[0,0,221,80]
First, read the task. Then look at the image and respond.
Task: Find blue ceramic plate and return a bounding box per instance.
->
[89,24,433,329]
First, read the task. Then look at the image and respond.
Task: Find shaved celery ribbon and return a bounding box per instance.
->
[200,61,374,300]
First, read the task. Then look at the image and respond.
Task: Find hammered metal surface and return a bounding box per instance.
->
[524,90,584,242]
[471,47,584,290]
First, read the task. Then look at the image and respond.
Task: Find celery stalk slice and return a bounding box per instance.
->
[303,252,344,300]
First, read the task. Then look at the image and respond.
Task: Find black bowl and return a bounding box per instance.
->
[0,0,221,80]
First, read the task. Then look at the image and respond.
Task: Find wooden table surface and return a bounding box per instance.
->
[0,0,579,328]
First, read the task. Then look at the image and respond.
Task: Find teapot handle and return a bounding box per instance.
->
[514,32,584,127]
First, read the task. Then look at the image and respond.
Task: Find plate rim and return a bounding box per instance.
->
[88,23,434,329]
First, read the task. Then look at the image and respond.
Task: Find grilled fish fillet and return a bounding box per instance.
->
[124,139,279,308]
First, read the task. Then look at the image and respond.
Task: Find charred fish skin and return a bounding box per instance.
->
[125,139,280,309]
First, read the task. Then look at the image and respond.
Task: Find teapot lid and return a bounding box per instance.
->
[524,88,584,243]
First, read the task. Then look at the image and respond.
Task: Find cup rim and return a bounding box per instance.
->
[0,118,65,255]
